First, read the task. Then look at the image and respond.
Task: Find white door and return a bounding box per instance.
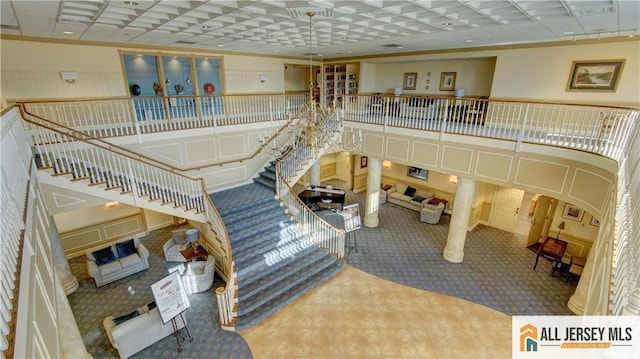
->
[335,152,353,189]
[527,196,558,247]
[489,187,525,232]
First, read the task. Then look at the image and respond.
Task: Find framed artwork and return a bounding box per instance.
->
[439,72,456,91]
[590,216,600,227]
[407,166,428,181]
[566,59,625,92]
[403,72,417,90]
[360,156,368,168]
[562,203,584,222]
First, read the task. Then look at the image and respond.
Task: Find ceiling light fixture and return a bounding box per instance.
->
[63,31,73,35]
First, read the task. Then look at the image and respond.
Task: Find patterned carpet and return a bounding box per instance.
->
[67,180,574,358]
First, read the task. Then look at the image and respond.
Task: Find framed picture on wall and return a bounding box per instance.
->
[566,59,625,92]
[407,166,428,181]
[562,203,584,222]
[439,72,456,91]
[590,216,600,227]
[360,156,368,168]
[403,72,417,90]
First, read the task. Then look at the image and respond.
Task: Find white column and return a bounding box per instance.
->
[567,245,596,315]
[364,157,382,228]
[310,160,321,187]
[443,177,476,263]
[51,218,79,295]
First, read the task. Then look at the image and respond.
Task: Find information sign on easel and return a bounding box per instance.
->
[342,203,361,254]
[150,271,190,324]
[150,271,193,352]
[343,203,361,233]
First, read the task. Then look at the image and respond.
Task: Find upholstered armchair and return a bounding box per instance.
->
[162,229,189,262]
[181,255,215,294]
[420,202,445,224]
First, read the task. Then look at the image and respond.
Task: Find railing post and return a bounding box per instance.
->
[515,104,530,153]
[125,157,140,207]
[439,99,449,141]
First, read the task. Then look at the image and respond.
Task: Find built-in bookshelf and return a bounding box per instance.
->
[323,63,359,107]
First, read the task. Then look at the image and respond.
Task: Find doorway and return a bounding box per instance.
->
[489,186,525,232]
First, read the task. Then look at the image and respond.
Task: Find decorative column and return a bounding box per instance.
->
[310,160,321,187]
[567,244,596,315]
[443,177,476,263]
[364,157,382,228]
[50,218,79,295]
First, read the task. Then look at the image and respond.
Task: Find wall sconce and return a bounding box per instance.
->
[449,175,458,184]
[60,71,78,83]
[382,160,392,169]
[259,74,267,83]
[106,201,119,208]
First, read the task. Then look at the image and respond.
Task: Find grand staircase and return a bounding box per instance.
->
[210,181,344,330]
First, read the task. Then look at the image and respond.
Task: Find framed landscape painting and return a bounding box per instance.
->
[562,203,584,222]
[566,59,625,92]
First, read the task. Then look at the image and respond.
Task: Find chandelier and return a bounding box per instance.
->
[258,11,361,157]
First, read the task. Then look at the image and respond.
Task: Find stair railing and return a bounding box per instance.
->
[276,171,346,258]
[273,101,347,258]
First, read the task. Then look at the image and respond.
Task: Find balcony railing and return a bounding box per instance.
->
[343,95,638,161]
[20,93,309,139]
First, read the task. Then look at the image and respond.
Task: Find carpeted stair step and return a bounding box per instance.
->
[215,195,275,219]
[253,175,276,190]
[223,202,286,231]
[233,228,308,269]
[237,240,322,286]
[238,251,337,312]
[227,216,294,246]
[235,260,345,331]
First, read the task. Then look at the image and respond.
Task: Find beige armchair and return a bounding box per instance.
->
[420,202,445,224]
[162,229,188,262]
[181,255,215,294]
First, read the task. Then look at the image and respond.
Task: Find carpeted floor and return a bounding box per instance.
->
[67,179,575,358]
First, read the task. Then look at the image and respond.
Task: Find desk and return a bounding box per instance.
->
[533,237,568,275]
[181,245,208,262]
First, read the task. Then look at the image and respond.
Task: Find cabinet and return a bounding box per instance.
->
[323,63,359,107]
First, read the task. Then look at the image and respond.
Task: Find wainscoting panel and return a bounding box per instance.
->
[42,184,107,214]
[411,141,439,167]
[60,213,147,257]
[185,138,218,164]
[321,163,337,178]
[141,142,184,164]
[385,137,410,162]
[218,134,246,158]
[201,166,247,191]
[514,158,569,194]
[568,169,612,213]
[475,151,513,182]
[441,146,473,174]
[363,133,385,156]
[354,173,367,192]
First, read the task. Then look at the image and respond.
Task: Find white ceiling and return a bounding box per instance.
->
[1,0,638,59]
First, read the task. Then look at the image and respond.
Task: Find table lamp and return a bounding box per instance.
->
[556,221,565,239]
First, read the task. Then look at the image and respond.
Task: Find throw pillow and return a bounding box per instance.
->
[112,310,140,325]
[115,239,137,258]
[412,196,425,203]
[93,246,117,266]
[404,186,417,197]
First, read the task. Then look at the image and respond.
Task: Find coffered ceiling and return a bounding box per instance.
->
[1,0,638,59]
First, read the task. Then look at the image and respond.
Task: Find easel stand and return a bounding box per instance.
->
[171,312,193,353]
[346,231,358,254]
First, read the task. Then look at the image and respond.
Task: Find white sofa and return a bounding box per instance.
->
[87,237,150,287]
[387,182,434,212]
[103,302,186,359]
